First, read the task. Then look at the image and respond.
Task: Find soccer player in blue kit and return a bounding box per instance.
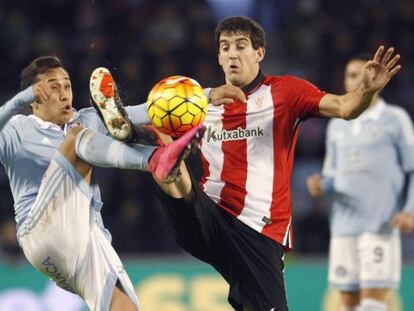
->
[0,56,204,311]
[307,55,414,311]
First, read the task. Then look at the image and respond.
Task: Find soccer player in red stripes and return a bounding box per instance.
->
[151,16,401,311]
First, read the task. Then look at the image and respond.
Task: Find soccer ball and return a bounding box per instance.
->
[146,75,208,137]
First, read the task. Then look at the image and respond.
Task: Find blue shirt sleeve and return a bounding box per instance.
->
[204,88,212,102]
[321,120,336,194]
[393,108,414,172]
[402,171,414,214]
[75,107,108,134]
[0,86,34,132]
[0,87,33,162]
[391,108,414,214]
[76,104,150,134]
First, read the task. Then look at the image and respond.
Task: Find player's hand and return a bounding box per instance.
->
[33,80,50,104]
[306,174,324,197]
[361,46,401,94]
[209,84,247,106]
[391,211,414,234]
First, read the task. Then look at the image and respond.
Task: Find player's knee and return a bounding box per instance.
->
[58,127,94,179]
[110,283,138,311]
[59,126,85,153]
[339,291,360,306]
[360,288,388,302]
[65,126,85,146]
[68,125,85,137]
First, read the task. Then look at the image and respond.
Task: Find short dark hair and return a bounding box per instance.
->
[350,52,371,63]
[215,16,266,51]
[20,56,65,90]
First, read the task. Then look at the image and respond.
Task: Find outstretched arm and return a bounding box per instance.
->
[319,46,401,120]
[123,84,246,125]
[122,84,246,125]
[0,81,49,132]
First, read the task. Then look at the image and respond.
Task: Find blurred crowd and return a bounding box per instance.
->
[1,0,414,261]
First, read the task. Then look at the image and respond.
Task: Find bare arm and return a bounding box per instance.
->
[319,46,401,120]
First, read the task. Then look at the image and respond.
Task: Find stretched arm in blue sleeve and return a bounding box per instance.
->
[0,81,50,132]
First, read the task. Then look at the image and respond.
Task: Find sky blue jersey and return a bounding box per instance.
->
[0,86,149,237]
[322,98,414,235]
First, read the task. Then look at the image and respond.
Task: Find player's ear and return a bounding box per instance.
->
[256,47,265,63]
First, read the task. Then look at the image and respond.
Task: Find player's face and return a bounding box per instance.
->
[344,60,366,93]
[218,33,265,88]
[33,68,73,126]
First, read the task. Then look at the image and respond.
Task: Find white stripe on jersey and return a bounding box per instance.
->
[202,104,225,203]
[238,84,275,231]
[283,217,292,245]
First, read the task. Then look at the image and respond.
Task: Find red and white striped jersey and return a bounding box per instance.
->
[200,73,325,249]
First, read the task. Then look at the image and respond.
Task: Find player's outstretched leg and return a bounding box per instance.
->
[147,125,205,183]
[90,67,135,142]
[75,125,205,183]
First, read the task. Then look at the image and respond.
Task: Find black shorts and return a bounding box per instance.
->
[154,170,288,311]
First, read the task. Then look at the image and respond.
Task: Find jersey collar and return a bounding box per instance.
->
[28,109,79,133]
[29,114,63,131]
[359,98,386,121]
[241,71,266,94]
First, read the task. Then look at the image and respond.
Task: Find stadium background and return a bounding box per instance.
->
[0,0,413,310]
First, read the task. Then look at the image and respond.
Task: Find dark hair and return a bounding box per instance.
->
[350,52,371,63]
[20,56,65,90]
[215,16,266,51]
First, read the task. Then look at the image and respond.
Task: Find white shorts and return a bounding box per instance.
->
[328,231,401,291]
[18,153,140,311]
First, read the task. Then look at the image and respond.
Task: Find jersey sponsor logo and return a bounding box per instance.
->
[205,125,264,143]
[262,216,272,225]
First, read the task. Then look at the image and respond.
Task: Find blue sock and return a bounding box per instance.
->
[75,128,156,170]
